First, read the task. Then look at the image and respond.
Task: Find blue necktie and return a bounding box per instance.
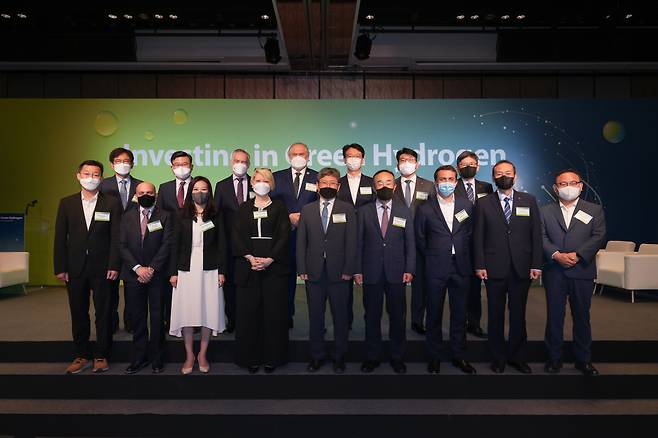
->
[466,182,475,203]
[504,197,511,224]
[119,179,128,209]
[321,201,329,233]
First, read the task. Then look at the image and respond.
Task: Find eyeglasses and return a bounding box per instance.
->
[556,181,582,188]
[112,159,132,165]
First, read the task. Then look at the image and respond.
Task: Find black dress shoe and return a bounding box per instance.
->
[507,361,532,374]
[575,362,599,376]
[307,359,324,372]
[490,361,505,373]
[452,358,477,375]
[466,324,487,338]
[333,358,346,374]
[411,323,426,335]
[125,361,149,374]
[544,361,562,374]
[427,359,441,374]
[264,365,276,374]
[361,360,380,373]
[390,360,407,374]
[248,365,260,374]
[151,361,165,374]
[224,321,235,334]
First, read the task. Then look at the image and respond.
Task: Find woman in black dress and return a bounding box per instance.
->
[233,167,290,373]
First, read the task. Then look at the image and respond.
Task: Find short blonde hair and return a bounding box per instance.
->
[252,167,275,191]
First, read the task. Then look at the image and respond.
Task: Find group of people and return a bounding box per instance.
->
[53,142,606,377]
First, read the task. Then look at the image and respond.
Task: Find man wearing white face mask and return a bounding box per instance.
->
[156,151,194,212]
[540,169,606,376]
[54,160,122,374]
[214,149,254,333]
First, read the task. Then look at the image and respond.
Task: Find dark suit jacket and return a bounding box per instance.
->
[454,178,494,204]
[169,211,228,275]
[100,175,143,213]
[540,199,606,280]
[337,174,376,209]
[119,206,173,282]
[415,195,474,278]
[473,191,543,279]
[53,192,122,278]
[271,167,319,214]
[393,175,435,217]
[356,199,415,285]
[296,199,357,282]
[156,178,194,213]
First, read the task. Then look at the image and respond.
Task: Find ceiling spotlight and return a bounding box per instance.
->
[625,13,633,19]
[17,13,27,19]
[154,14,163,19]
[107,14,118,20]
[169,14,178,19]
[470,14,479,20]
[260,14,270,20]
[501,15,510,20]
[456,15,465,20]
[264,37,281,64]
[605,14,612,20]
[516,14,526,20]
[123,14,133,19]
[1,13,10,19]
[365,14,375,20]
[354,33,373,60]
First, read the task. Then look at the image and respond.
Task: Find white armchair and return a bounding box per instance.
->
[596,243,658,303]
[0,252,30,293]
[595,241,636,294]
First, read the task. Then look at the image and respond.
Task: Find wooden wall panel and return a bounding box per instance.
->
[630,75,658,98]
[118,74,157,98]
[320,75,363,99]
[482,76,521,98]
[225,75,274,99]
[365,76,413,99]
[6,73,43,97]
[520,76,557,98]
[595,75,631,98]
[81,74,119,98]
[157,74,196,98]
[414,76,444,98]
[557,75,594,98]
[275,75,319,99]
[195,74,225,98]
[44,73,81,97]
[443,76,481,98]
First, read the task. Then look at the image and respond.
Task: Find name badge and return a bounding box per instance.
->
[199,221,215,232]
[455,209,469,223]
[253,210,268,220]
[359,186,372,195]
[131,195,138,203]
[94,211,110,222]
[147,220,163,232]
[305,182,317,192]
[574,210,593,224]
[392,217,406,228]
[416,191,429,201]
[477,193,487,199]
[516,207,530,217]
[332,213,347,223]
[249,191,256,199]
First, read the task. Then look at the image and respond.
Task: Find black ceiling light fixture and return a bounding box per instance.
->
[264,36,281,64]
[354,33,373,60]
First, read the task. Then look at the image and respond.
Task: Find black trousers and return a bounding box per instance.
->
[466,275,484,327]
[235,271,289,367]
[109,278,131,330]
[410,250,426,326]
[363,281,406,361]
[125,277,167,363]
[66,267,113,359]
[485,272,531,363]
[223,281,237,325]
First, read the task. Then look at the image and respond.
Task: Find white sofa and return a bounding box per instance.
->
[0,252,29,292]
[596,243,658,303]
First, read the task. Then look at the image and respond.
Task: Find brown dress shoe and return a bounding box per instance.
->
[92,358,110,373]
[65,358,90,374]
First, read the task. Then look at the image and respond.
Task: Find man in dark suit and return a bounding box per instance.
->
[337,143,376,329]
[541,169,606,376]
[416,165,477,375]
[214,148,253,333]
[297,167,357,374]
[474,160,542,374]
[54,160,121,374]
[120,181,173,374]
[392,147,435,336]
[100,147,143,334]
[354,169,414,374]
[454,150,494,339]
[156,150,194,213]
[271,142,319,328]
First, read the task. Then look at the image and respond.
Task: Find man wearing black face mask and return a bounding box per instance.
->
[119,182,174,374]
[473,160,542,374]
[454,151,493,339]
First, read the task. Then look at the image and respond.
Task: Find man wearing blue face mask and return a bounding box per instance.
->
[415,165,476,374]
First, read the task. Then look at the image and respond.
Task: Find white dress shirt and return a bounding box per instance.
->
[176,177,192,202]
[376,199,393,226]
[401,173,417,196]
[319,197,335,217]
[116,174,131,195]
[437,194,456,254]
[291,167,307,197]
[347,173,362,204]
[497,189,515,212]
[81,191,99,230]
[232,174,248,202]
[560,197,579,229]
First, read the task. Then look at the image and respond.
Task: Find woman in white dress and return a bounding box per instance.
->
[169,176,227,374]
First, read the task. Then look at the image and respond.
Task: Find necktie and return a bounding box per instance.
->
[466,182,475,203]
[236,177,244,205]
[321,201,329,233]
[119,179,128,209]
[140,209,149,241]
[177,181,185,208]
[404,179,412,207]
[504,197,511,224]
[293,172,301,199]
[380,204,389,238]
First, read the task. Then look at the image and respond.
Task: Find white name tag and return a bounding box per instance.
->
[392,217,406,228]
[416,191,429,200]
[305,182,317,192]
[199,221,215,232]
[94,211,110,222]
[455,209,469,223]
[131,195,138,203]
[359,186,372,195]
[253,210,268,219]
[574,210,593,224]
[332,213,347,223]
[147,220,163,232]
[477,193,487,199]
[516,207,530,217]
[249,191,256,199]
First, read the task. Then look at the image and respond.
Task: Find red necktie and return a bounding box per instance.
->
[140,210,149,241]
[177,181,185,208]
[381,205,389,238]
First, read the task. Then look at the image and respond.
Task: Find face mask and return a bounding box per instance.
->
[232,162,248,176]
[557,185,581,202]
[137,194,156,208]
[319,187,337,200]
[376,187,394,201]
[192,192,209,205]
[253,182,271,196]
[459,166,477,179]
[398,161,416,177]
[173,166,191,180]
[79,177,101,191]
[113,163,131,176]
[345,157,363,172]
[494,175,515,190]
[437,182,457,197]
[290,155,307,171]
